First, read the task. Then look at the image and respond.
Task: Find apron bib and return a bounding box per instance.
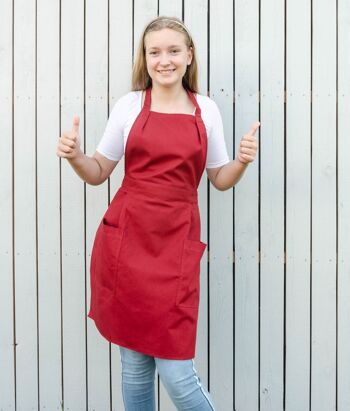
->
[88,86,208,359]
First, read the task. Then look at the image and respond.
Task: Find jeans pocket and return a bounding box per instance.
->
[175,238,207,308]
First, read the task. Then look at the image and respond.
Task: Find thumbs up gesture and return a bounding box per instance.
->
[56,116,82,159]
[236,121,260,165]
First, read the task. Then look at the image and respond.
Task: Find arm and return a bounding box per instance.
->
[206,159,249,191]
[67,150,118,186]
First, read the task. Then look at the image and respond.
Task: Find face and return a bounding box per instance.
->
[144,28,193,88]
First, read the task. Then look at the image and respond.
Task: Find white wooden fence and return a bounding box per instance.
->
[1,0,349,410]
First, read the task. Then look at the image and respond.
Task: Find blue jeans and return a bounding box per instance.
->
[119,346,217,410]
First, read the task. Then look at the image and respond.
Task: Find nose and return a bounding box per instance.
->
[159,52,170,66]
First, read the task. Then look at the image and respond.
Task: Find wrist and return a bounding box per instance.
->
[235,157,249,167]
[67,149,84,167]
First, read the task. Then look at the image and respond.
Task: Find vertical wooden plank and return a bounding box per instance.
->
[157,1,184,410]
[311,1,337,410]
[234,0,260,409]
[159,0,182,18]
[85,0,110,409]
[13,0,38,408]
[37,0,62,409]
[108,1,161,409]
[0,0,15,408]
[108,0,133,195]
[260,0,285,410]
[209,0,234,410]
[184,0,211,404]
[338,2,350,410]
[185,0,208,96]
[61,0,86,409]
[129,2,160,408]
[285,0,311,410]
[108,2,133,409]
[134,0,158,60]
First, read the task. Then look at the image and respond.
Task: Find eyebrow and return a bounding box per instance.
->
[147,45,182,50]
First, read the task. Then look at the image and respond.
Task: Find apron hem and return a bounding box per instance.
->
[87,312,196,360]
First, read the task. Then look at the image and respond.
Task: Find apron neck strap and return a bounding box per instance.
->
[186,89,207,172]
[186,88,201,115]
[143,87,152,110]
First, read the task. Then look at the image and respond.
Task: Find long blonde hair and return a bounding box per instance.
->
[131,16,199,93]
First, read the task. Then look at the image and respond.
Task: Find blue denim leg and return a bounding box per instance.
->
[155,357,216,410]
[119,346,156,411]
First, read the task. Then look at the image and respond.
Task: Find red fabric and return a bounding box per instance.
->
[88,86,208,359]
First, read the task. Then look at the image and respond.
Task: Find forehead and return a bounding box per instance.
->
[144,28,187,49]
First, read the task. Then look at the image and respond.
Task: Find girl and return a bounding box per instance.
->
[57,16,259,411]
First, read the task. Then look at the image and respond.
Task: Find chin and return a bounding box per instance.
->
[152,76,183,88]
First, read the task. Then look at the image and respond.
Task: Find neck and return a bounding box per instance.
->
[150,83,187,103]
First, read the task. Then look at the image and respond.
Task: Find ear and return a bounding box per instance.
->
[187,47,193,65]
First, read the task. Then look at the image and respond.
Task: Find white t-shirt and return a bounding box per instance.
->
[96,90,230,169]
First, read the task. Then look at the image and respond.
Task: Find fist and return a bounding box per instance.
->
[236,121,260,165]
[56,116,81,159]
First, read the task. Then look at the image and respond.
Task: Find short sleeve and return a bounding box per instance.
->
[96,93,134,161]
[205,99,230,168]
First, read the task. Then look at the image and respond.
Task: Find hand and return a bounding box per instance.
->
[56,116,82,159]
[236,121,260,165]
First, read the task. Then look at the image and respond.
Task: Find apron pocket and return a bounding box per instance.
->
[176,238,207,308]
[92,218,124,292]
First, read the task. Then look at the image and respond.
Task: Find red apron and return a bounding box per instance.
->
[88,86,208,359]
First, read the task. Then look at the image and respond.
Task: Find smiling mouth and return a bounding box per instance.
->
[157,69,176,74]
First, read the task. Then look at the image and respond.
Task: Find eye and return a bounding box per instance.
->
[171,50,180,54]
[149,51,158,55]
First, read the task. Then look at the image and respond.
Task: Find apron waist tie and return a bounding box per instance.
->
[120,174,198,203]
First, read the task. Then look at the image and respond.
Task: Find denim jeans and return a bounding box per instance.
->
[119,346,217,410]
